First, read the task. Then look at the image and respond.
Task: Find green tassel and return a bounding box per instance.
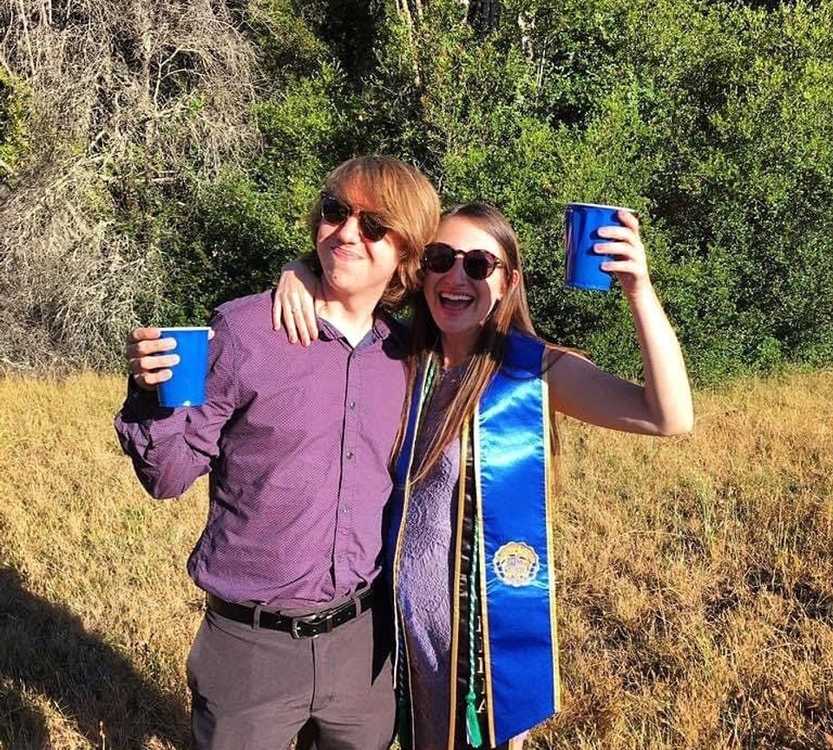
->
[466,475,484,749]
[465,692,483,748]
[397,656,414,750]
[398,720,411,750]
[397,694,412,750]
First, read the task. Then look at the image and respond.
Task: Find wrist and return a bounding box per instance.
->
[624,279,657,306]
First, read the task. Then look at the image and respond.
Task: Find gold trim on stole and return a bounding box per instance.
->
[472,407,497,746]
[392,360,434,746]
[446,418,469,750]
[541,358,561,710]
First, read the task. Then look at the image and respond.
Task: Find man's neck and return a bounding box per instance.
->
[316,292,379,348]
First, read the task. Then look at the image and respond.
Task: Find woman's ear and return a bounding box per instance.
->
[502,268,520,297]
[496,269,519,304]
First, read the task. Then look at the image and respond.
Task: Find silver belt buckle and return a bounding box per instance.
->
[290,617,307,639]
[290,612,332,639]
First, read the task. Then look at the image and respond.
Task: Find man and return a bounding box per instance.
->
[115,156,440,749]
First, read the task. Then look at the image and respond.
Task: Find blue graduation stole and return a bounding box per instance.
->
[388,331,560,748]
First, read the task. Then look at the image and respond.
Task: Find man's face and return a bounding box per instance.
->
[315,186,402,303]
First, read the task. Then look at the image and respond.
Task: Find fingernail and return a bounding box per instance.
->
[173,355,181,365]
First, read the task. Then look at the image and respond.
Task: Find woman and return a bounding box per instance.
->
[275,202,693,749]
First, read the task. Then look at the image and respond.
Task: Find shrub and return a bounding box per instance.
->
[1,0,831,382]
[0,0,257,370]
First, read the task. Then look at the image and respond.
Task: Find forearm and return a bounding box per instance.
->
[117,309,239,496]
[628,287,693,435]
[114,387,213,498]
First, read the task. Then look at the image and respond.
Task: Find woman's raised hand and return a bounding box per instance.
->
[553,208,693,437]
[594,210,652,298]
[272,260,321,346]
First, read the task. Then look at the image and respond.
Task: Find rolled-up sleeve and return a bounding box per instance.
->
[114,312,239,499]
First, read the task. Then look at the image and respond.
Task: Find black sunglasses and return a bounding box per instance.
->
[422,242,506,281]
[320,193,390,242]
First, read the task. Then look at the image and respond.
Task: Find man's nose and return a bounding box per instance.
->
[334,214,362,242]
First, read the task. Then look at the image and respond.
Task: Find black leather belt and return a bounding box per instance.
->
[206,585,380,639]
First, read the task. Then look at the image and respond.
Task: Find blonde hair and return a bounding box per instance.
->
[308,156,441,311]
[403,202,560,484]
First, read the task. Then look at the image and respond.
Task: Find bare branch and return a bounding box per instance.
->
[0,0,259,371]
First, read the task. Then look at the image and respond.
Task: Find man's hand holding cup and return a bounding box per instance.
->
[126,328,180,390]
[126,326,213,407]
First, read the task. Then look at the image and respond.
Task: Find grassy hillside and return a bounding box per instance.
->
[0,372,831,749]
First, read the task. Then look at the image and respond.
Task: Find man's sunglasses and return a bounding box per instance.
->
[320,193,390,242]
[422,242,506,281]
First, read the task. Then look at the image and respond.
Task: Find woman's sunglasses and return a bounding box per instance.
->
[320,193,390,242]
[422,242,506,281]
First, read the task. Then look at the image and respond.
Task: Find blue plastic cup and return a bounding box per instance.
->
[564,202,635,291]
[157,327,211,408]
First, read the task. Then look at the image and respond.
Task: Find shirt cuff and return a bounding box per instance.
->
[119,377,172,421]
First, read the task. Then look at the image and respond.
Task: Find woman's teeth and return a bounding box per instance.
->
[439,292,474,310]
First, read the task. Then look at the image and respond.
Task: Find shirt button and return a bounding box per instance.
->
[346,450,354,460]
[349,400,356,410]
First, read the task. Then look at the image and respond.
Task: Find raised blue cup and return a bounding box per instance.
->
[157,327,211,408]
[565,202,635,291]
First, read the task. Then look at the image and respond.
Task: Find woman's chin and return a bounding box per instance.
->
[436,319,484,346]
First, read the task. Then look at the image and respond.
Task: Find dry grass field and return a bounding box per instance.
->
[0,372,831,749]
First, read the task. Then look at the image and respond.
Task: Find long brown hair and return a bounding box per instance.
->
[403,202,558,485]
[307,156,440,312]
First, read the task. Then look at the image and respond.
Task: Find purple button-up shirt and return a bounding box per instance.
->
[114,291,408,610]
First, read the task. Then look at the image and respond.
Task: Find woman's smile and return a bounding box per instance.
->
[436,289,475,311]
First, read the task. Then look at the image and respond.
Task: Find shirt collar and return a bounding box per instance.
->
[316,311,406,348]
[315,317,340,342]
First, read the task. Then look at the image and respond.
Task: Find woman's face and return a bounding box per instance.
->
[422,215,514,342]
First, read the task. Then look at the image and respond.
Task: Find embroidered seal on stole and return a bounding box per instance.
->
[492,541,540,587]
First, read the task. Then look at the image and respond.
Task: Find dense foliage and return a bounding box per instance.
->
[2,0,832,382]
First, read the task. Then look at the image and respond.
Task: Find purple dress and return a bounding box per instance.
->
[396,365,465,750]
